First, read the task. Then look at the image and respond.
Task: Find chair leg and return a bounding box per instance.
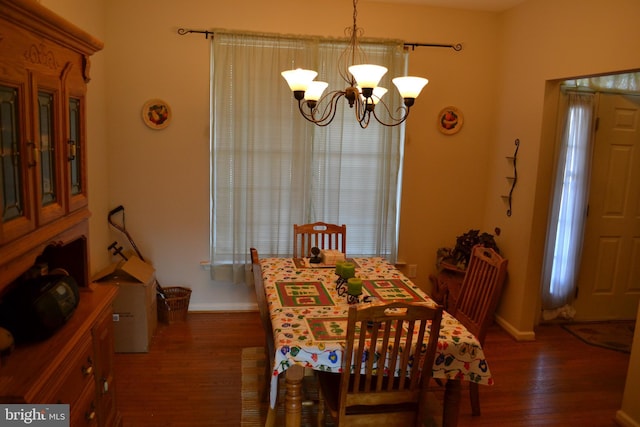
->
[265,406,277,427]
[265,374,278,427]
[316,387,325,427]
[261,354,271,403]
[469,382,481,416]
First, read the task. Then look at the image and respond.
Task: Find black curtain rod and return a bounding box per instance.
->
[404,42,462,51]
[177,28,214,38]
[176,28,462,51]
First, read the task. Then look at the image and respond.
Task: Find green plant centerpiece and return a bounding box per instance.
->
[437,228,501,270]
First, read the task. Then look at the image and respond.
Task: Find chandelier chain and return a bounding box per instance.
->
[353,0,357,31]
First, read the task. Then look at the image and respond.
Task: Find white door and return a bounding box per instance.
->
[574,93,640,320]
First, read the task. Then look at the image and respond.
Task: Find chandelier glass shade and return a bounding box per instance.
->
[281,0,428,128]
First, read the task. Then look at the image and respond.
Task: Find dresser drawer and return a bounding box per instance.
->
[37,333,95,405]
[54,336,95,405]
[70,380,98,427]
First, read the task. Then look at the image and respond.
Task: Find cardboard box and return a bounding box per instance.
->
[93,256,157,353]
[320,249,345,265]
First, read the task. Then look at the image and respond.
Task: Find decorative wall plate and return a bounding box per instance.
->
[142,99,171,129]
[437,106,463,135]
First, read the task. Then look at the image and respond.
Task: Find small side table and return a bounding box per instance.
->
[429,263,466,311]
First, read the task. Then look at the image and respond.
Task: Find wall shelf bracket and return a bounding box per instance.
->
[503,138,520,217]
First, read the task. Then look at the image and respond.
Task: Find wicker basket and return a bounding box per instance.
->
[157,286,192,323]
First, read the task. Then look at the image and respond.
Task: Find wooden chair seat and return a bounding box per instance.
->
[318,372,420,416]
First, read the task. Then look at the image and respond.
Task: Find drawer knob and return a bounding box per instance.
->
[85,401,97,422]
[102,377,109,393]
[82,357,94,376]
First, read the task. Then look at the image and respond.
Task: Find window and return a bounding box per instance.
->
[210,31,407,283]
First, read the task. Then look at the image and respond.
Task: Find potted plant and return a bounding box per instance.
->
[437,228,501,270]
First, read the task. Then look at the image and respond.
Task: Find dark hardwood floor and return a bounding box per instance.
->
[114,312,630,426]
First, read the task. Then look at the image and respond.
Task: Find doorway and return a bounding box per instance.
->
[543,72,640,322]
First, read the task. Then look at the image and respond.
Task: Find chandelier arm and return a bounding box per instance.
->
[370,99,410,127]
[358,110,372,128]
[352,97,372,128]
[372,110,409,127]
[317,91,346,121]
[297,91,346,127]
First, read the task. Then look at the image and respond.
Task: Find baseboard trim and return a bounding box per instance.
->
[188,302,258,312]
[494,314,536,341]
[615,410,640,427]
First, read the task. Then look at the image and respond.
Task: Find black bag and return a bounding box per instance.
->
[0,274,80,342]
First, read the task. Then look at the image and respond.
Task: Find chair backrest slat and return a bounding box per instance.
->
[338,301,443,422]
[293,222,346,258]
[453,244,508,344]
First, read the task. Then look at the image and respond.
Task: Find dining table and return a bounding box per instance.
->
[259,256,493,427]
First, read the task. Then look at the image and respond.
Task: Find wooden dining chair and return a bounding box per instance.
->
[293,222,346,258]
[450,244,508,416]
[317,301,443,427]
[250,247,275,406]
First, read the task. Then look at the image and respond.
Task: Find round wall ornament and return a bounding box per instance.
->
[437,106,463,135]
[142,99,172,129]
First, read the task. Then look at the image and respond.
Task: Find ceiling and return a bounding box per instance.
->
[365,0,525,12]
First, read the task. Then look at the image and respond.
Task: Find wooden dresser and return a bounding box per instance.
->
[0,1,121,425]
[429,263,466,311]
[0,285,121,427]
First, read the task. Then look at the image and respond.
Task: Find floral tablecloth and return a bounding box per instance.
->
[260,257,493,407]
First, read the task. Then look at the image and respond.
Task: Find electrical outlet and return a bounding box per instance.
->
[408,264,417,278]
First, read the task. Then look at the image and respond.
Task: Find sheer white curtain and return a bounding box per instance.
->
[308,40,406,259]
[210,31,406,283]
[568,72,640,94]
[542,92,595,313]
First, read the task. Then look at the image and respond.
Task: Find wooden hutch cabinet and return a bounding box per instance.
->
[0,1,121,426]
[0,0,93,246]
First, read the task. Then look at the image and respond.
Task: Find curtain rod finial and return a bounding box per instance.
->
[177,28,214,39]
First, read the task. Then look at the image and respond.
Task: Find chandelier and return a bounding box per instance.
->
[281,0,428,128]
